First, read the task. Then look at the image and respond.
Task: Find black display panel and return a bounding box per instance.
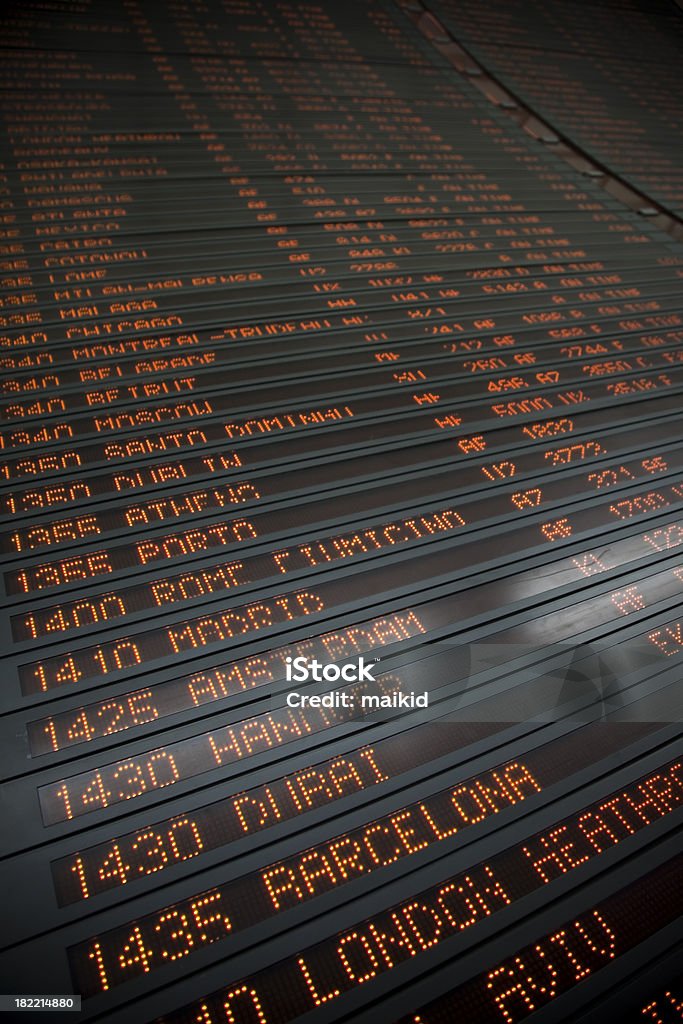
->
[0,1,681,1022]
[68,757,683,998]
[387,853,683,1024]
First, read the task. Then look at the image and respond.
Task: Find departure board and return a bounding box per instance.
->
[425,0,683,219]
[0,2,682,1024]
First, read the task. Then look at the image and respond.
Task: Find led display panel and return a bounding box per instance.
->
[0,2,681,1023]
